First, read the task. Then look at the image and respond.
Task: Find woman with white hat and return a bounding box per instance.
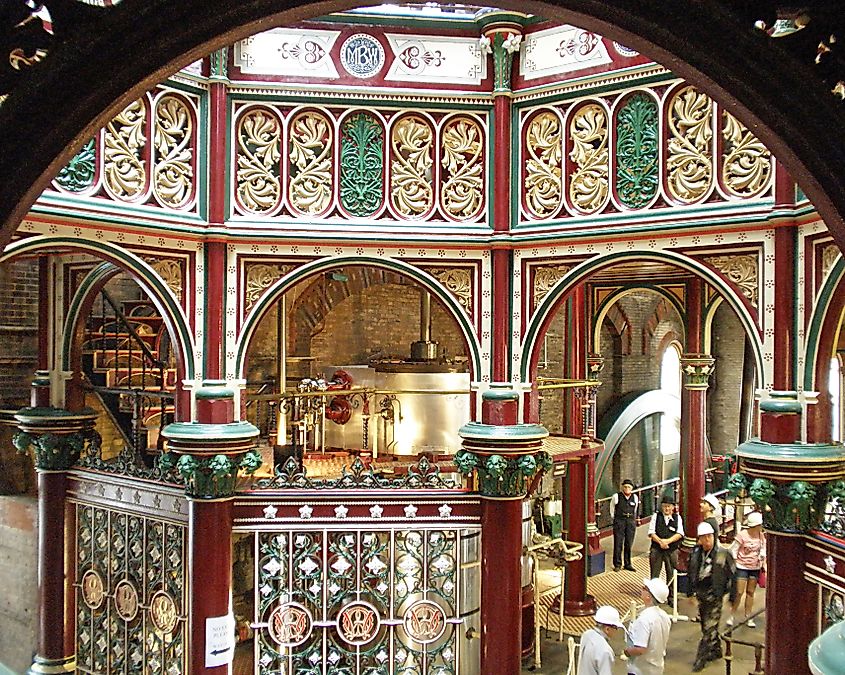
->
[700,494,721,538]
[728,511,766,627]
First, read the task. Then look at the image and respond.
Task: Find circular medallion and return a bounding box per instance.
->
[340,34,385,79]
[149,590,179,633]
[403,600,447,644]
[80,569,105,610]
[113,579,139,622]
[336,601,380,646]
[613,42,639,57]
[267,602,313,647]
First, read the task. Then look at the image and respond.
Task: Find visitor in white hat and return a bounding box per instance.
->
[623,577,672,674]
[688,520,737,671]
[700,493,721,538]
[728,511,766,627]
[578,605,624,675]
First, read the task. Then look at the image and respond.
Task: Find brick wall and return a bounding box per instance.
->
[0,496,37,672]
[0,260,39,407]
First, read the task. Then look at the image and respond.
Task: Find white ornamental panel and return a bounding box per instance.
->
[234,28,341,78]
[385,34,487,85]
[520,25,612,81]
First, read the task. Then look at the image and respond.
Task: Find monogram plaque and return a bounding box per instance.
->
[268,602,313,647]
[403,600,447,644]
[340,34,385,79]
[81,569,105,610]
[113,579,139,622]
[336,601,380,646]
[149,590,179,633]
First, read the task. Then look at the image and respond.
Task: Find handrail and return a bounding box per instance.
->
[99,289,164,369]
[536,377,601,391]
[720,608,766,675]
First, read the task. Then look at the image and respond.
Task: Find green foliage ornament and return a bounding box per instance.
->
[727,472,748,497]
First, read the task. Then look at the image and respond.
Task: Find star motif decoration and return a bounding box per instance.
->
[825,555,836,574]
[370,505,383,518]
[438,504,452,518]
[404,504,418,518]
[298,505,313,519]
[334,505,349,519]
[263,505,278,520]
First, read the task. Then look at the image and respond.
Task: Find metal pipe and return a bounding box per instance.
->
[420,290,431,343]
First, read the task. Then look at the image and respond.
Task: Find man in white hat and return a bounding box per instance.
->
[687,520,736,671]
[623,577,672,674]
[578,605,624,675]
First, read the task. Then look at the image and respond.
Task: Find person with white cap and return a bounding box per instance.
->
[578,605,624,675]
[700,493,721,539]
[622,577,672,674]
[728,510,766,627]
[687,520,737,672]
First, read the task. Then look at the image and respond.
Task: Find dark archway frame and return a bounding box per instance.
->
[0,1,842,250]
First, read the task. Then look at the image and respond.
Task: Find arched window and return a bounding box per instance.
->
[660,343,682,455]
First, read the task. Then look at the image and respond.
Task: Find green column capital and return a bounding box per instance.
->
[13,406,99,471]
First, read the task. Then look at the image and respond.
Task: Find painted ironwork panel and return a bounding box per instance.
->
[74,502,187,674]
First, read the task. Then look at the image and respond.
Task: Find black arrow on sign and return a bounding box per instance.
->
[210,647,230,656]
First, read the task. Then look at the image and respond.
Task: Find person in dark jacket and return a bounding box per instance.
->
[611,478,639,571]
[687,520,736,672]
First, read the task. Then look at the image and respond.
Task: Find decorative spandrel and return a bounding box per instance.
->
[289,110,334,215]
[55,138,97,193]
[339,112,384,217]
[524,110,562,218]
[666,86,713,203]
[236,107,283,214]
[568,103,609,214]
[103,98,148,202]
[153,94,194,209]
[390,114,434,218]
[615,92,659,209]
[721,111,772,198]
[440,115,484,221]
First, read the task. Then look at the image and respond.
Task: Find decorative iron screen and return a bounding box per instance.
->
[249,526,480,674]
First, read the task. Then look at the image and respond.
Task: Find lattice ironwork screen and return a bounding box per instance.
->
[245,525,480,675]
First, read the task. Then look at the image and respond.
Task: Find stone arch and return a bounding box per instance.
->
[643,296,684,356]
[603,303,632,356]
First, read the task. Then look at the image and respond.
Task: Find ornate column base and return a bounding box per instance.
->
[549,594,598,617]
[29,655,75,674]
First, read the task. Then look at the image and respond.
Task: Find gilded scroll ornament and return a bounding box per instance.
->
[615,93,659,209]
[569,104,609,213]
[236,108,282,213]
[103,99,147,201]
[524,111,562,218]
[702,254,758,306]
[153,96,194,208]
[440,116,483,220]
[55,139,97,192]
[427,267,472,315]
[289,111,333,215]
[533,265,570,307]
[390,115,434,217]
[339,112,384,217]
[245,263,294,312]
[666,86,713,203]
[144,257,184,302]
[721,112,772,197]
[822,244,841,280]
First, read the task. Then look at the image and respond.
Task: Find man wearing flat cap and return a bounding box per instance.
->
[687,520,736,672]
[611,478,639,572]
[647,494,684,604]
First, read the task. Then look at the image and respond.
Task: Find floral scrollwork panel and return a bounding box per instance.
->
[533,265,570,309]
[822,244,841,281]
[153,95,194,209]
[721,111,772,197]
[142,257,184,303]
[103,99,148,201]
[245,263,295,313]
[339,112,384,217]
[524,110,562,218]
[440,116,484,221]
[236,108,282,214]
[289,110,334,215]
[390,115,434,218]
[702,254,758,306]
[55,138,97,193]
[666,86,713,203]
[568,103,609,214]
[615,93,659,209]
[425,267,473,317]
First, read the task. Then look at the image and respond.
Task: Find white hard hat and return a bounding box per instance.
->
[746,511,764,528]
[643,577,670,604]
[701,494,720,510]
[697,521,716,537]
[595,605,624,628]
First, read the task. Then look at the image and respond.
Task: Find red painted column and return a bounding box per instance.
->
[492,248,512,382]
[586,355,605,572]
[566,287,586,437]
[561,456,596,614]
[773,225,796,392]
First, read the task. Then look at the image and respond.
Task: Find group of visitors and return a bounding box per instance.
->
[584,482,767,673]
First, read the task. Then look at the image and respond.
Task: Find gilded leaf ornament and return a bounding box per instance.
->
[666,86,713,203]
[153,96,194,208]
[524,111,562,218]
[339,112,384,217]
[533,265,570,307]
[615,93,659,209]
[236,108,282,213]
[289,111,333,215]
[55,139,97,193]
[822,244,841,280]
[245,263,294,312]
[568,104,609,213]
[427,267,472,316]
[721,112,772,197]
[702,254,758,306]
[143,257,184,302]
[440,116,484,220]
[390,115,434,218]
[103,99,147,201]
